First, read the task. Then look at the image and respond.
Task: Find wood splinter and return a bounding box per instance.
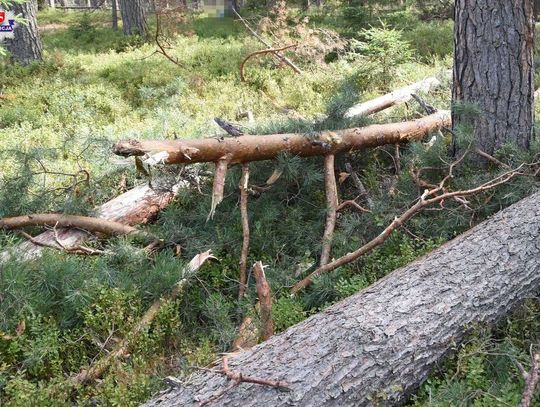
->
[252,261,274,341]
[208,158,230,221]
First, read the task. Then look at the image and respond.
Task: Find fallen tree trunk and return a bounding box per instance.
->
[113,111,451,165]
[144,190,540,407]
[344,76,442,119]
[0,173,194,262]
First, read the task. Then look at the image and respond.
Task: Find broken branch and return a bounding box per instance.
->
[208,158,231,221]
[252,261,274,341]
[291,156,537,294]
[113,111,451,165]
[320,154,338,266]
[238,164,250,299]
[0,214,138,236]
[519,348,540,407]
[344,77,441,119]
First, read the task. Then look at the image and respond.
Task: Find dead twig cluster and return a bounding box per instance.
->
[290,151,539,294]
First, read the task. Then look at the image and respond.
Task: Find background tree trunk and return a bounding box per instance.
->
[143,191,540,407]
[112,0,119,29]
[452,0,535,155]
[119,0,147,36]
[6,0,43,65]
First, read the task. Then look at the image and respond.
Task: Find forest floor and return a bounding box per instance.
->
[0,6,539,406]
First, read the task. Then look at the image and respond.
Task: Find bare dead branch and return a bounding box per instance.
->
[238,164,250,299]
[520,348,540,407]
[17,231,108,255]
[344,77,441,119]
[344,162,374,210]
[320,154,338,266]
[197,356,289,406]
[291,157,538,294]
[337,200,370,213]
[114,111,451,165]
[252,261,274,341]
[232,7,302,75]
[240,44,297,82]
[0,214,138,236]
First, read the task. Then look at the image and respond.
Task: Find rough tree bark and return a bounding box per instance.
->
[113,111,451,165]
[6,0,43,65]
[143,190,540,407]
[452,0,535,155]
[112,0,119,30]
[119,0,147,36]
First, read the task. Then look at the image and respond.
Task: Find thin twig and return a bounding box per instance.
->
[291,155,539,294]
[232,7,302,75]
[520,348,540,407]
[320,154,338,266]
[197,356,289,406]
[240,44,297,82]
[337,200,370,213]
[238,164,250,299]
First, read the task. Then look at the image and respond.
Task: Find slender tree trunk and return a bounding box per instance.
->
[143,191,540,407]
[119,0,147,36]
[535,0,540,21]
[6,0,43,65]
[452,0,535,155]
[112,0,119,29]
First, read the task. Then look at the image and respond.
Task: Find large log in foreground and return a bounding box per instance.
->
[144,191,540,407]
[113,111,450,165]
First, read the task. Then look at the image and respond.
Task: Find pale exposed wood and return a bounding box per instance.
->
[0,174,194,262]
[320,154,338,266]
[344,77,441,119]
[0,214,138,236]
[238,164,250,298]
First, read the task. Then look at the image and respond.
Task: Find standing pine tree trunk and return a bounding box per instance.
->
[452,0,535,155]
[119,0,147,36]
[6,0,43,65]
[112,0,119,30]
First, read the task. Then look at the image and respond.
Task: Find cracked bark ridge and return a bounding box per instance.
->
[452,0,535,154]
[143,191,540,407]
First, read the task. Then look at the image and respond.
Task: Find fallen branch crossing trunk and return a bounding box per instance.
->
[143,191,540,406]
[113,111,451,165]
